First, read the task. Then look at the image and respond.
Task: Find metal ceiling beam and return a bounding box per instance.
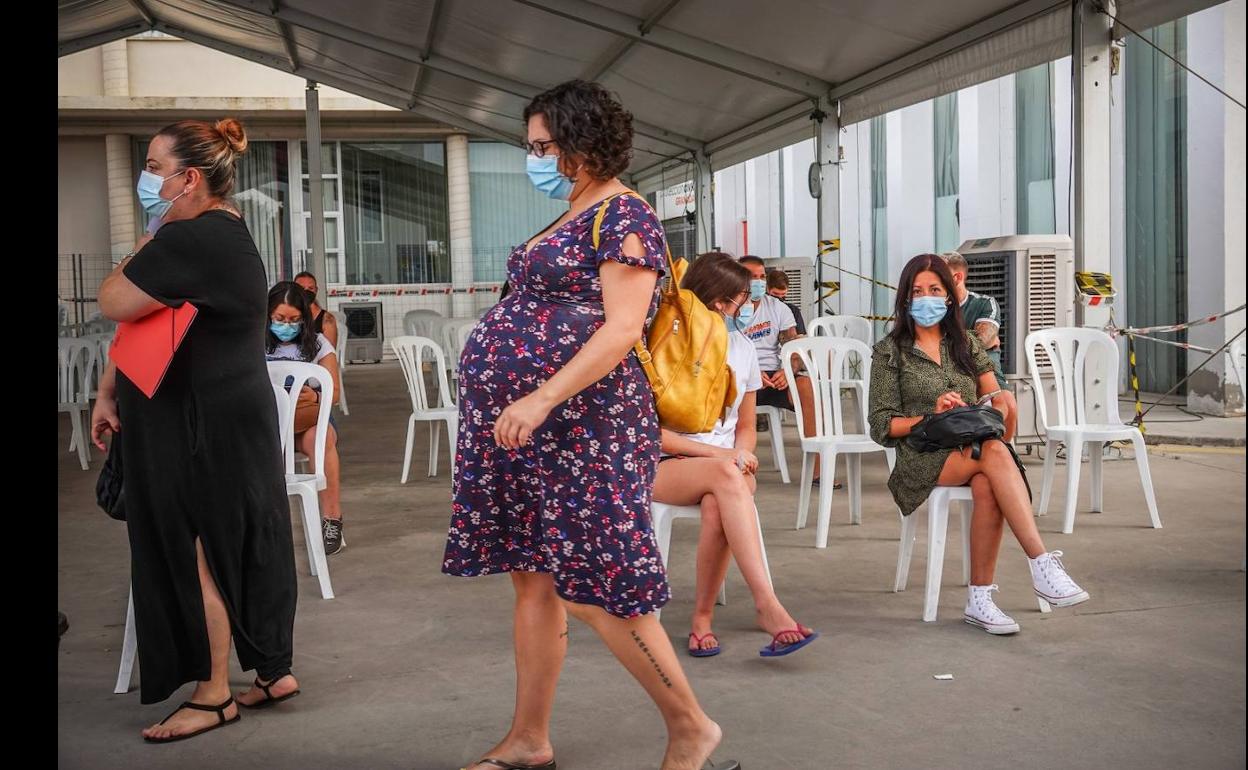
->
[126,0,157,28]
[407,0,446,106]
[271,1,300,72]
[215,0,704,152]
[579,0,683,82]
[513,0,830,98]
[58,24,148,57]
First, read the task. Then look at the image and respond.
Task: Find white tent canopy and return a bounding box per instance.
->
[58,0,1218,188]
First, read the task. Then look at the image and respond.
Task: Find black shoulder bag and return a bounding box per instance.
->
[96,430,126,522]
[906,405,1031,500]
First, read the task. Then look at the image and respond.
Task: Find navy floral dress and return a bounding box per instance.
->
[442,194,670,618]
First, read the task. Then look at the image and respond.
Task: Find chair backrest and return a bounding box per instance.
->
[82,332,113,392]
[391,335,455,413]
[1024,327,1122,429]
[808,315,873,345]
[330,310,348,367]
[779,337,874,439]
[265,360,335,477]
[270,382,291,453]
[807,315,872,382]
[442,319,479,371]
[58,338,94,406]
[402,309,442,337]
[1231,337,1246,394]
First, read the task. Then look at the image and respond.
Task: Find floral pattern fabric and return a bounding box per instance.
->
[442,194,671,618]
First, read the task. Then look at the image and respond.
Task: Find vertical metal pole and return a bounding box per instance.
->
[305,80,328,288]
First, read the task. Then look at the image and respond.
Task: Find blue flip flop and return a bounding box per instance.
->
[688,631,722,658]
[759,628,820,657]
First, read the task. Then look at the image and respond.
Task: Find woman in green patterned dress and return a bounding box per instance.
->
[868,254,1091,635]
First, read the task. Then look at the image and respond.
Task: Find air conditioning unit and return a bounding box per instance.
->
[957,235,1075,445]
[761,257,817,323]
[341,302,384,363]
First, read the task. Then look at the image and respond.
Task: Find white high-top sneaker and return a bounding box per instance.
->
[1029,550,1090,607]
[963,584,1020,635]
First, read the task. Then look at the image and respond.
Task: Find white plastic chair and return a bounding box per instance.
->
[781,337,896,548]
[894,486,1051,621]
[392,336,458,483]
[754,405,791,483]
[58,337,94,470]
[267,360,336,599]
[403,308,443,338]
[1025,328,1161,535]
[82,332,112,400]
[650,500,772,620]
[442,318,480,378]
[808,315,873,430]
[330,310,349,416]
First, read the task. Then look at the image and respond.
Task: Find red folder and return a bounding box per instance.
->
[109,303,198,398]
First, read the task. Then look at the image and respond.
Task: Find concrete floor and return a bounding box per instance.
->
[58,362,1246,770]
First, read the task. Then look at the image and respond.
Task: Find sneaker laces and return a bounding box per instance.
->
[1039,550,1081,594]
[323,518,342,536]
[970,584,1013,623]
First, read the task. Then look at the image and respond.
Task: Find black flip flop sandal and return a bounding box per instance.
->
[143,696,240,744]
[704,761,742,770]
[238,676,301,709]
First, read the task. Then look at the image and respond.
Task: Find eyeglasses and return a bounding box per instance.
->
[524,139,557,158]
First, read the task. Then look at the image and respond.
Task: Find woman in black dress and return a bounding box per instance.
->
[93,118,300,742]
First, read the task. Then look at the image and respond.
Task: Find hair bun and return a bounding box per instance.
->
[214,118,248,155]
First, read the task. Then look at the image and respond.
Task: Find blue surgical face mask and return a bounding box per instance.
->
[725,300,754,333]
[136,169,188,219]
[748,279,766,302]
[270,320,301,342]
[525,154,575,200]
[909,296,949,327]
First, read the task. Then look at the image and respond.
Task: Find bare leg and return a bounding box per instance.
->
[299,426,342,519]
[967,473,1006,585]
[142,539,241,739]
[689,494,731,652]
[937,441,1045,558]
[564,603,722,770]
[793,376,820,480]
[465,572,565,770]
[654,458,811,645]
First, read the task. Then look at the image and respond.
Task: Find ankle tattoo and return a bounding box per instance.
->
[630,630,672,688]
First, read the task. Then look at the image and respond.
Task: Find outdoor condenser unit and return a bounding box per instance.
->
[957,235,1076,445]
[341,302,384,363]
[762,257,817,322]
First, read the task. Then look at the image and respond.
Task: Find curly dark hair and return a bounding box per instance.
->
[523,80,634,180]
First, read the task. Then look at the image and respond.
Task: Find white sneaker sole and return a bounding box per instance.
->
[963,614,1020,635]
[1035,589,1089,608]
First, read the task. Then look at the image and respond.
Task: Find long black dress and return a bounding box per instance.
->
[119,210,296,704]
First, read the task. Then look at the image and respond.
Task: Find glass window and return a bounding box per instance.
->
[340,141,449,285]
[933,93,960,252]
[468,142,566,282]
[1015,63,1056,234]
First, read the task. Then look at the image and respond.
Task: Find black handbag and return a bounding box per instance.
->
[96,431,125,522]
[906,405,1031,500]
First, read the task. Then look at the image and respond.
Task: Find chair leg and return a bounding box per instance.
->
[295,485,334,599]
[73,411,89,470]
[716,582,728,606]
[114,586,138,694]
[652,511,673,622]
[1037,439,1058,516]
[446,416,459,476]
[767,411,790,484]
[428,421,441,477]
[753,506,773,589]
[815,449,838,549]
[1129,430,1162,529]
[796,452,813,530]
[400,415,416,484]
[338,379,350,416]
[894,513,917,592]
[959,501,971,586]
[923,496,950,622]
[290,491,317,576]
[847,454,863,525]
[1061,433,1085,535]
[1089,441,1104,512]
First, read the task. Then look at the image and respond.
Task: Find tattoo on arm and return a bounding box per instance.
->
[630,630,672,688]
[975,321,999,349]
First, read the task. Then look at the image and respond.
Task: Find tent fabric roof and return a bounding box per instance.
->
[58,0,1220,183]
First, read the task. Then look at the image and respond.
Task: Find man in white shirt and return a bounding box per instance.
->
[739,256,825,484]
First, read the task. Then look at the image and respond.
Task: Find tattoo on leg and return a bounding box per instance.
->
[630,630,672,688]
[559,623,569,639]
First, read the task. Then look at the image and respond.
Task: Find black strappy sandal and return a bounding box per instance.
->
[461,759,556,770]
[238,675,301,709]
[143,696,240,743]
